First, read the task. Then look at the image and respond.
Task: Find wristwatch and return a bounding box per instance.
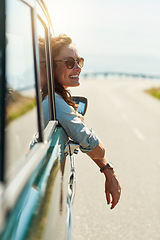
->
[100,161,114,173]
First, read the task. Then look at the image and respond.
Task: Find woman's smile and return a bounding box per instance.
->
[69,74,79,79]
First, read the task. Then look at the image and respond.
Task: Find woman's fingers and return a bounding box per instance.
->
[106,191,111,205]
[105,172,121,209]
[105,189,121,209]
[110,192,120,209]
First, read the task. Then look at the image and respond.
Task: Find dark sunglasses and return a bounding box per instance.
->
[54,57,84,69]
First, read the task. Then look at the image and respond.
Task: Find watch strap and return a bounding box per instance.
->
[100,162,113,173]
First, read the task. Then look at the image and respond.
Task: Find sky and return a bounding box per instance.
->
[45,0,160,75]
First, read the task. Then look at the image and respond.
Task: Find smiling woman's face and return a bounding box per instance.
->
[54,44,81,89]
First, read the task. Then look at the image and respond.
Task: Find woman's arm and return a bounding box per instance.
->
[55,94,121,208]
[87,140,121,209]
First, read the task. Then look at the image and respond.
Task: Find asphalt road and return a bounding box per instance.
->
[71,77,160,240]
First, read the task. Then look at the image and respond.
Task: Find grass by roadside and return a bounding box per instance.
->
[145,87,160,101]
[6,90,36,125]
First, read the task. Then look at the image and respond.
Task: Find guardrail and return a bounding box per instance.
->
[81,72,160,79]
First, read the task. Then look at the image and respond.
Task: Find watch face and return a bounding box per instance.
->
[108,161,114,168]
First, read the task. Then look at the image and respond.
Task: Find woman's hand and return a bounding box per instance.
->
[87,141,121,209]
[76,112,84,123]
[104,168,121,209]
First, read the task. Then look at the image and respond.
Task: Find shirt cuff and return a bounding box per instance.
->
[80,128,99,153]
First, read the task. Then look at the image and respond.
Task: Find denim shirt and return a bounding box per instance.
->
[42,93,99,153]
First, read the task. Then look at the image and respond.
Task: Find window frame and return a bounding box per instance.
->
[37,16,55,122]
[48,25,56,120]
[31,7,44,142]
[35,0,56,121]
[46,24,56,120]
[2,0,57,181]
[0,0,6,182]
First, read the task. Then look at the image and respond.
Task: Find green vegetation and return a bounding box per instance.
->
[146,87,160,100]
[6,98,36,125]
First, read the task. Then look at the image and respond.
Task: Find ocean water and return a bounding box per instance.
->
[82,54,160,77]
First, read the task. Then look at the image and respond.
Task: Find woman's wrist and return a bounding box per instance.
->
[103,167,115,182]
[100,161,114,173]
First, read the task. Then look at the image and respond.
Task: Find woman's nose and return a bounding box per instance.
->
[74,61,81,71]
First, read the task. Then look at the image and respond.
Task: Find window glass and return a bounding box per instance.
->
[37,19,50,129]
[5,0,38,179]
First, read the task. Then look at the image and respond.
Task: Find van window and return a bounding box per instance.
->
[5,0,38,180]
[37,18,50,129]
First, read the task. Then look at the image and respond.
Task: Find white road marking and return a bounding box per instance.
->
[132,128,145,140]
[107,93,124,109]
